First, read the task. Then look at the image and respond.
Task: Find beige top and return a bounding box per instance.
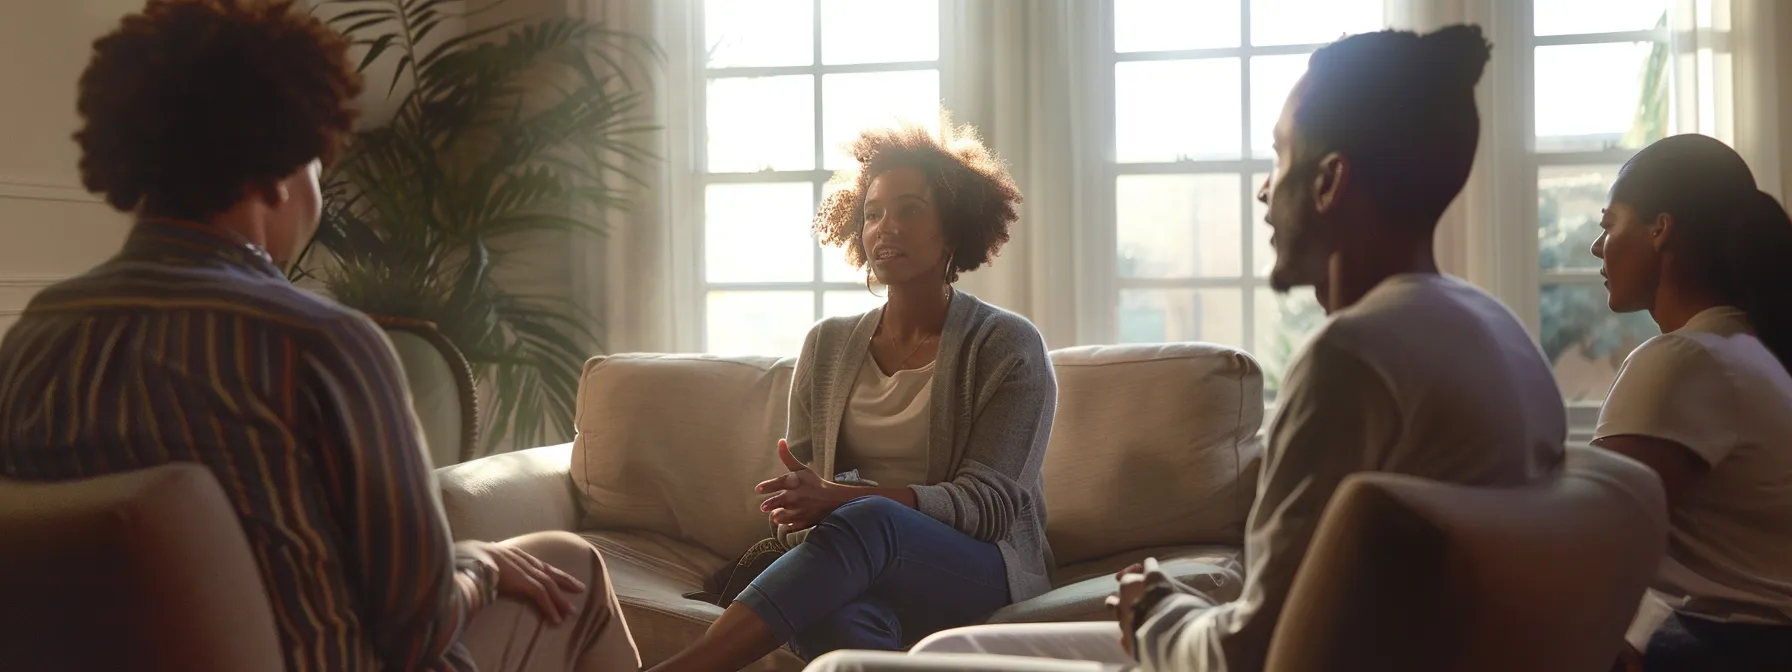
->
[836,351,933,488]
[1597,306,1792,633]
[1135,274,1566,672]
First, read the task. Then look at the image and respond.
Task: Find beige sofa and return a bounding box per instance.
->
[438,342,1266,671]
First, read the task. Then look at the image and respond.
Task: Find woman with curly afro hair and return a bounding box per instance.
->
[651,117,1058,670]
[0,2,641,671]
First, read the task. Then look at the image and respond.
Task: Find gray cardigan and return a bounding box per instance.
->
[786,290,1058,603]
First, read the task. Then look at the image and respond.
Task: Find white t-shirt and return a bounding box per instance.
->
[836,351,933,488]
[1596,306,1792,627]
[1134,273,1567,672]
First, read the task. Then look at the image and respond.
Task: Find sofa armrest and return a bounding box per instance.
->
[437,443,581,542]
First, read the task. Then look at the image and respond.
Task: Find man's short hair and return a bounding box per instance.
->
[75,0,362,219]
[1295,25,1492,228]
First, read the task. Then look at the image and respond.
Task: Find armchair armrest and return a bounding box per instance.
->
[437,443,581,542]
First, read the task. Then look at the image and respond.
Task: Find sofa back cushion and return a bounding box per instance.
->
[1043,343,1264,566]
[571,354,795,561]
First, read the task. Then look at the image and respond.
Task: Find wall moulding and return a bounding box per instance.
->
[0,277,66,288]
[0,178,99,204]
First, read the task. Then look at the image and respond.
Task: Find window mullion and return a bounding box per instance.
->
[1237,0,1255,358]
[809,0,826,324]
[1085,0,1119,347]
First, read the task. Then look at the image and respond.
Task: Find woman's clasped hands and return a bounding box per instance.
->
[756,439,849,532]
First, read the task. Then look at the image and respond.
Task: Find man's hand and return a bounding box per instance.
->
[1108,558,1170,658]
[475,541,587,625]
[756,439,846,531]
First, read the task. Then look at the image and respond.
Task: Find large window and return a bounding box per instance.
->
[1104,0,1383,397]
[698,0,942,355]
[672,0,1755,422]
[1530,0,1672,404]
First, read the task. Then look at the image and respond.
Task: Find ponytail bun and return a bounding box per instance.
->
[1723,189,1792,369]
[1419,24,1492,93]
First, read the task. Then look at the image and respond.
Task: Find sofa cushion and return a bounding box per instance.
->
[987,545,1245,624]
[1044,343,1264,567]
[581,530,803,671]
[571,354,796,561]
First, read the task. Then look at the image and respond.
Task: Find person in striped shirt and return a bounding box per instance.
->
[0,1,638,670]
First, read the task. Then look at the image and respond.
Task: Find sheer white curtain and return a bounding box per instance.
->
[940,0,1105,348]
[1695,0,1783,198]
[572,0,692,354]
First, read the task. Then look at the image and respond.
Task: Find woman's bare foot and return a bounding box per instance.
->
[646,602,783,672]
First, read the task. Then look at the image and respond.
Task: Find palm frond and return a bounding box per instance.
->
[297,0,656,454]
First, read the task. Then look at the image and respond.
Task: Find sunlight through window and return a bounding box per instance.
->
[699,0,943,356]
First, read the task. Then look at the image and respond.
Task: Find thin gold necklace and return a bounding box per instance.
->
[867,318,939,365]
[874,288,950,365]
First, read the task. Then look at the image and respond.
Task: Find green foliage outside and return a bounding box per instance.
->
[1535,12,1668,398]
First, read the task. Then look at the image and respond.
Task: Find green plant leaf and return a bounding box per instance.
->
[388,55,416,96]
[303,3,657,454]
[325,6,397,32]
[340,15,398,37]
[357,33,400,74]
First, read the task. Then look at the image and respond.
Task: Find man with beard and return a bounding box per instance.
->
[806,24,1567,672]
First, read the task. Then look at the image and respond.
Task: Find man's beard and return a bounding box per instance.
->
[1267,191,1322,294]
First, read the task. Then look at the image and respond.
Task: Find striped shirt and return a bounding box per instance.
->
[0,219,495,671]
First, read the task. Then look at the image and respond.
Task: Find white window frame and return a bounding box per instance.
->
[1488,1,1675,437]
[682,0,951,354]
[1081,0,1387,378]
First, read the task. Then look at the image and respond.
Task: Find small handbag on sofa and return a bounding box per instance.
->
[683,470,867,606]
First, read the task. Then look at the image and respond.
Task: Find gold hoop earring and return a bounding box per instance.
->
[865,268,883,297]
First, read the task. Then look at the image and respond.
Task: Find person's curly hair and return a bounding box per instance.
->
[75,0,362,219]
[814,116,1022,284]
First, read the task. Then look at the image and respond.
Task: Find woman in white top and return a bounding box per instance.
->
[1590,134,1792,670]
[648,117,1058,672]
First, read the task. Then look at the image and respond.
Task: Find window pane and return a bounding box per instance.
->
[1535,42,1666,152]
[708,76,815,172]
[705,0,813,68]
[824,290,885,319]
[1114,0,1239,52]
[1539,165,1619,272]
[820,0,939,65]
[1249,0,1383,47]
[1251,172,1274,278]
[707,291,815,356]
[1254,286,1325,400]
[1118,288,1245,347]
[1116,59,1242,162]
[1534,0,1667,37]
[821,70,941,170]
[818,181,864,283]
[1249,54,1308,159]
[706,183,816,283]
[1541,282,1660,403]
[821,238,863,283]
[1117,174,1242,278]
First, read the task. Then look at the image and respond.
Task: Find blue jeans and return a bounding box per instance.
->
[735,496,1011,661]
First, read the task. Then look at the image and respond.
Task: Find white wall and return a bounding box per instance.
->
[0,0,476,337]
[0,0,141,334]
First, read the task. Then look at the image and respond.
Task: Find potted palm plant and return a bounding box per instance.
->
[295,0,657,455]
